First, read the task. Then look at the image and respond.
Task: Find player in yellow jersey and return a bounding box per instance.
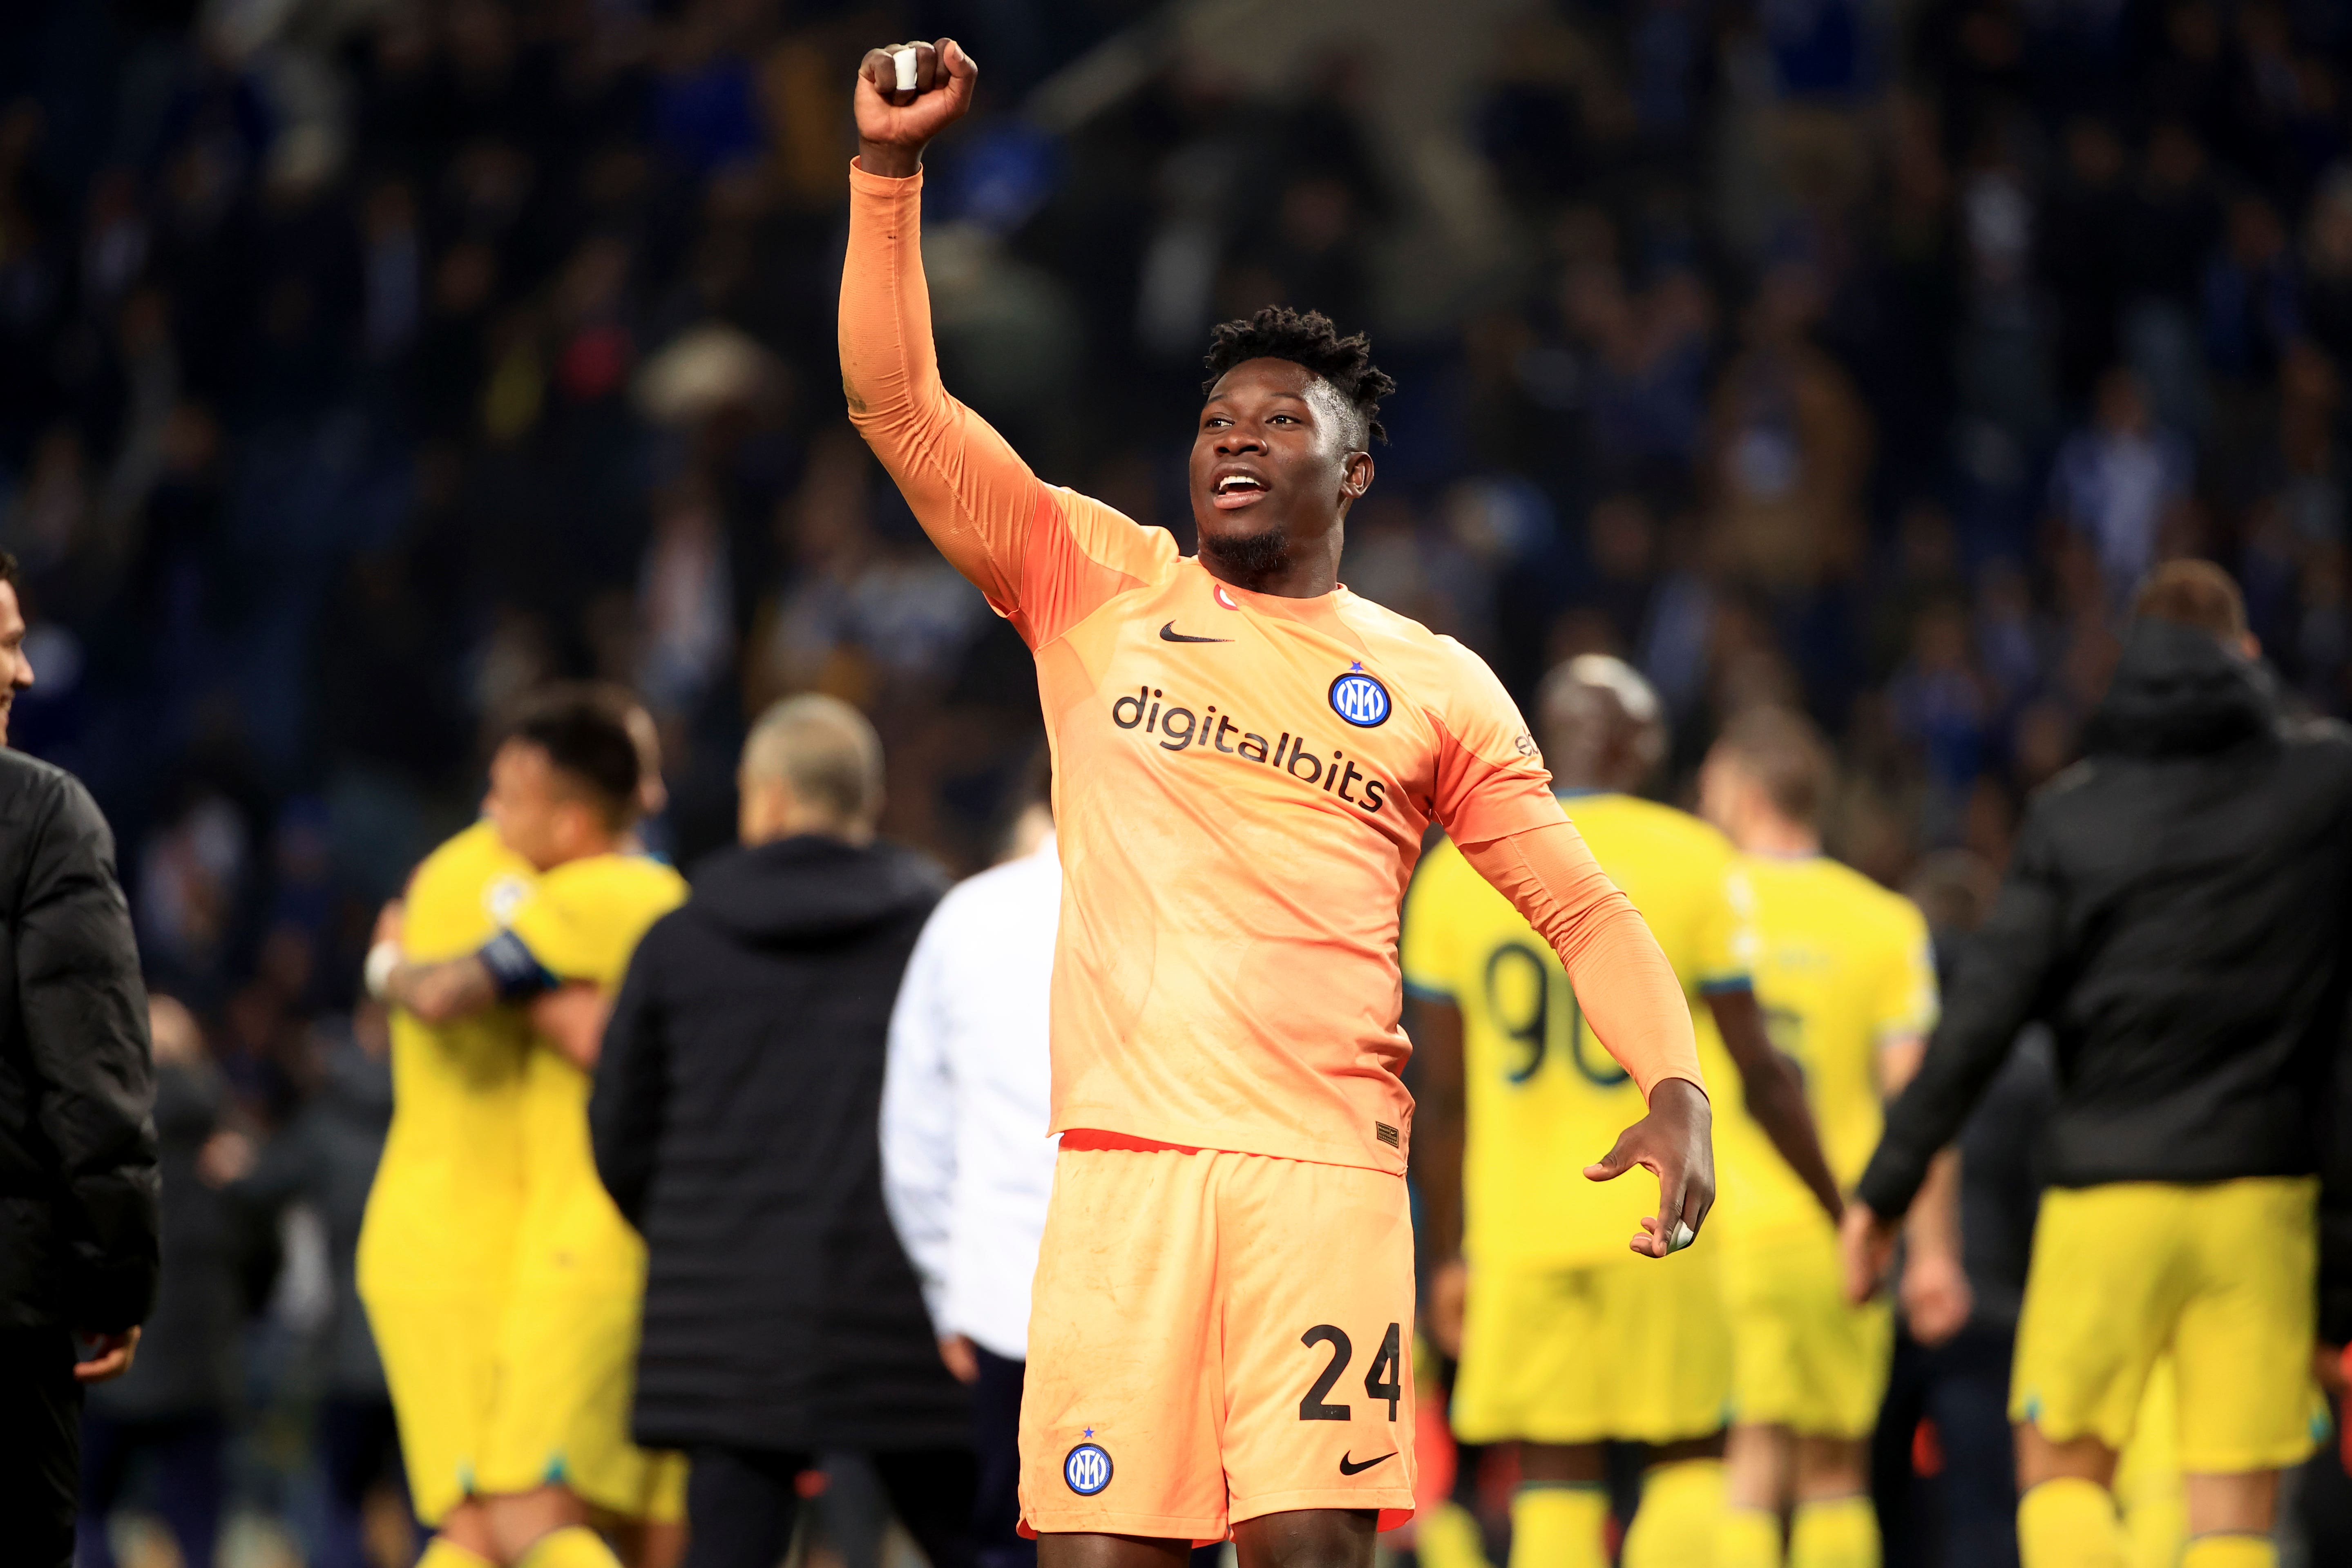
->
[357,818,538,1549]
[371,689,687,1568]
[1405,657,1844,1568]
[1696,708,1964,1568]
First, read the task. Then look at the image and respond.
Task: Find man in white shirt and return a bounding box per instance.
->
[882,780,1058,1568]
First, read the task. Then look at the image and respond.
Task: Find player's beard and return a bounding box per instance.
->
[1200,525,1291,590]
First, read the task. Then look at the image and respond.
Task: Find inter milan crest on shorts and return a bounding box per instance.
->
[1329,664,1391,728]
[1064,1441,1113,1495]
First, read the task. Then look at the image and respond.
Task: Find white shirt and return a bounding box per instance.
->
[880,834,1059,1362]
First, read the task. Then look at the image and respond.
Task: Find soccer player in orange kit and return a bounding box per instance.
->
[844,39,1713,1568]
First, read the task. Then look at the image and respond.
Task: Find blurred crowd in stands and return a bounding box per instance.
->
[8,0,2352,1559]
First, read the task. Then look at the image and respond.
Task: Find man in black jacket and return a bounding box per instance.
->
[0,552,159,1566]
[1843,561,2352,1568]
[592,694,972,1568]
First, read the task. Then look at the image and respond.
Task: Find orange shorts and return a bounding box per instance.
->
[1018,1137,1417,1543]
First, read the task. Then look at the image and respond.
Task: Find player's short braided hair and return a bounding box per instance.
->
[1202,306,1394,447]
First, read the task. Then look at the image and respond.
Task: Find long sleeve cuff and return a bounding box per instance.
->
[850,158,923,196]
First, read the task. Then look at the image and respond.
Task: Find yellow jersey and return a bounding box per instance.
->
[358,820,538,1296]
[1715,853,1938,1235]
[1402,792,1755,1267]
[504,851,689,1289]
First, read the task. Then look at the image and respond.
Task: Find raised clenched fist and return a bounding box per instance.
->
[853,38,978,179]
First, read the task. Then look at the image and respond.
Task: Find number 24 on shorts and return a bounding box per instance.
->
[1298,1322,1403,1421]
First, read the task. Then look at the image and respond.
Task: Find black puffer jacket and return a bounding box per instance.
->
[0,748,157,1333]
[590,833,964,1453]
[1861,621,2352,1216]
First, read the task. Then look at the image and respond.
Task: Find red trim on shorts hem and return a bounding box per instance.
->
[1054,1129,1409,1177]
[1059,1130,1204,1155]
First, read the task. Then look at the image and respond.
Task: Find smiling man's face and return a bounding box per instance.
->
[1187,357,1373,591]
[0,579,36,746]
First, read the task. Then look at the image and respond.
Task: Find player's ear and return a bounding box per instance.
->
[1341,450,1374,502]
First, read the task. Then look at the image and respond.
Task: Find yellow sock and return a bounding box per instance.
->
[1622,1459,1724,1568]
[1721,1504,1784,1568]
[2019,1477,2127,1568]
[417,1541,498,1568]
[516,1524,625,1568]
[2180,1537,2275,1568]
[1790,1495,1879,1568]
[1510,1483,1610,1568]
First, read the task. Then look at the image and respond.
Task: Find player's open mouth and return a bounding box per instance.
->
[1210,471,1269,510]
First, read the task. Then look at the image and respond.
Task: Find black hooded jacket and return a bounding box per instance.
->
[1860,621,2352,1217]
[0,750,157,1333]
[590,833,964,1454]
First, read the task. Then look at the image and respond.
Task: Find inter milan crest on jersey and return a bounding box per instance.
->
[1064,1441,1113,1495]
[1329,663,1391,728]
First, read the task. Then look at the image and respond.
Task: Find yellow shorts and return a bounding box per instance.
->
[363,1288,504,1527]
[481,1284,688,1523]
[2011,1177,2327,1472]
[1019,1138,1417,1543]
[1451,1244,1729,1446]
[1720,1219,1892,1439]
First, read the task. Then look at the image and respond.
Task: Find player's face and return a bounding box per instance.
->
[0,581,34,745]
[1191,358,1373,557]
[483,741,571,871]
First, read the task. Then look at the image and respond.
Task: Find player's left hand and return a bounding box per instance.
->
[853,37,978,177]
[371,898,404,950]
[1840,1199,1901,1304]
[1585,1076,1713,1258]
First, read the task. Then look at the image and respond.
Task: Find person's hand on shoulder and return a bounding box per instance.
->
[854,38,979,179]
[1585,1077,1713,1258]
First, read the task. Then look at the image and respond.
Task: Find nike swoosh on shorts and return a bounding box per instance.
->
[1338,1451,1396,1476]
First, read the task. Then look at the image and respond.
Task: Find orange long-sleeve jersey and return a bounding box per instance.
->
[842,163,1701,1173]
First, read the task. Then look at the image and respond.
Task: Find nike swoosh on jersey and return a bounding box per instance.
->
[1338,1451,1396,1476]
[1159,621,1232,643]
